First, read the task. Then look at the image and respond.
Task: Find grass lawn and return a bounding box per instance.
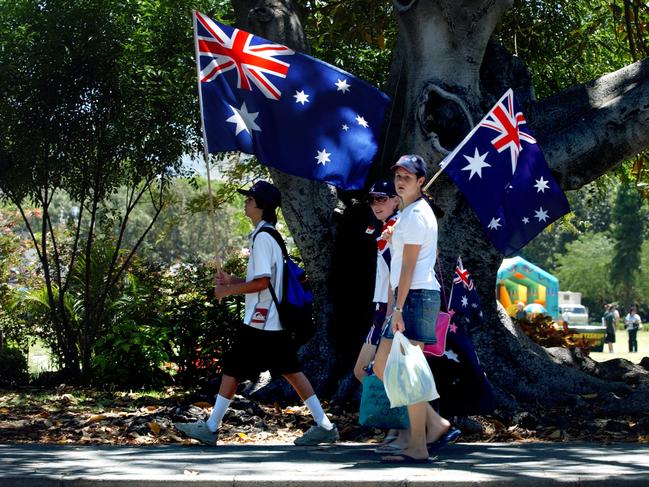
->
[590,329,649,364]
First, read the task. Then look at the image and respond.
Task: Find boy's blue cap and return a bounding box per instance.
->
[237,180,281,209]
[391,154,427,178]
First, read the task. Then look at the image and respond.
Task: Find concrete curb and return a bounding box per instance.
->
[2,442,649,485]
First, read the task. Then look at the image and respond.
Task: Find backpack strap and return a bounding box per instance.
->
[255,226,289,259]
[252,226,287,310]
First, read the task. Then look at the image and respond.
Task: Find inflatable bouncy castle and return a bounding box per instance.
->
[496,256,559,320]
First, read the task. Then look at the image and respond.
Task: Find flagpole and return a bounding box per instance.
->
[423,164,446,192]
[193,10,222,272]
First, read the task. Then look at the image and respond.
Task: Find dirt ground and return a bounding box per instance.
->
[2,382,649,447]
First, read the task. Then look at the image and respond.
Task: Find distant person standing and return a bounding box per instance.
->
[624,306,642,353]
[603,304,616,353]
[612,304,621,326]
[561,309,570,328]
[515,302,527,320]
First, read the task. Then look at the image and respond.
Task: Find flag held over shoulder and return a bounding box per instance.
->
[193,11,390,191]
[439,89,570,256]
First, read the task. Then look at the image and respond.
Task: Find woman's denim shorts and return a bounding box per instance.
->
[382,288,441,344]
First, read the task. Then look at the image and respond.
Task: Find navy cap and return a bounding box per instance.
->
[369,179,397,197]
[391,154,427,178]
[237,180,281,209]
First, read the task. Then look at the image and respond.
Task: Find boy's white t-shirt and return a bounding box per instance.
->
[244,221,284,331]
[389,198,440,291]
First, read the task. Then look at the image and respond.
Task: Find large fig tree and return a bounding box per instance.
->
[234,0,649,410]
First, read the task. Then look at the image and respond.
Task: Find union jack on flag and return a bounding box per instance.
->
[195,11,292,100]
[452,257,474,290]
[479,91,537,175]
[440,89,570,256]
[193,11,390,190]
[448,257,484,327]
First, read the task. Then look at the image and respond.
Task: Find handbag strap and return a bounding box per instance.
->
[436,255,449,312]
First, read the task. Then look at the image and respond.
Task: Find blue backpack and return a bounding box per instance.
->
[254,227,315,344]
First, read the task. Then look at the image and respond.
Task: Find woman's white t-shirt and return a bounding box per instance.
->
[389,198,440,291]
[244,221,284,331]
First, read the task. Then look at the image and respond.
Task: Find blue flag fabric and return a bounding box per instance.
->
[193,11,390,191]
[448,257,484,329]
[439,89,570,256]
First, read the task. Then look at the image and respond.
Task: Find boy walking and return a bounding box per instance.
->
[175,181,338,446]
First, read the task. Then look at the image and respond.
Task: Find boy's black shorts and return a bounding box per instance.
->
[222,325,302,381]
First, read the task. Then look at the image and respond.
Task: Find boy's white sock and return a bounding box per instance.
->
[206,394,231,432]
[304,394,334,430]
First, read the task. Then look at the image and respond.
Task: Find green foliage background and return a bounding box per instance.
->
[2,0,649,385]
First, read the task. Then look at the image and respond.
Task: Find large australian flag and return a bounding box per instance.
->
[440,89,570,256]
[193,11,390,191]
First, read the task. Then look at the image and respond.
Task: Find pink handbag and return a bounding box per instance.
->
[424,310,454,357]
[424,259,453,357]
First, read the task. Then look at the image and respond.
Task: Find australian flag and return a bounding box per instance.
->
[440,89,570,256]
[193,12,390,191]
[426,257,494,416]
[448,257,484,329]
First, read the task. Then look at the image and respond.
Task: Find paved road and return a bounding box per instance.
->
[2,441,649,485]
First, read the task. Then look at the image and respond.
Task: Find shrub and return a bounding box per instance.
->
[92,254,246,388]
[0,346,29,386]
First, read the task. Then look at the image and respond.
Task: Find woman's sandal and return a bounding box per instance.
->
[427,427,461,452]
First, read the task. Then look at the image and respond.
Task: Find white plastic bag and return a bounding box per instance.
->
[383,331,439,408]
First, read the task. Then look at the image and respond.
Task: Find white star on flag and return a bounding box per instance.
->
[488,217,502,230]
[444,349,460,363]
[335,78,350,93]
[522,217,530,224]
[315,149,331,165]
[355,115,368,128]
[461,295,469,307]
[342,124,349,131]
[534,207,549,222]
[461,148,491,180]
[226,102,261,135]
[534,176,550,193]
[293,90,309,105]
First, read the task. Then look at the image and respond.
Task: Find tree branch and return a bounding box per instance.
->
[63,192,86,293]
[530,56,649,190]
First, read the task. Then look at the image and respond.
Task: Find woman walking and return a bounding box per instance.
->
[373,155,456,464]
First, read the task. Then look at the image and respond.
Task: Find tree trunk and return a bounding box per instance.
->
[231,0,348,395]
[383,0,649,409]
[231,0,649,409]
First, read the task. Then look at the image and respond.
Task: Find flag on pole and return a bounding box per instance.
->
[193,11,390,191]
[448,256,484,328]
[426,257,494,416]
[439,89,570,256]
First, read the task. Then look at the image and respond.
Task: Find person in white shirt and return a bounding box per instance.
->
[175,181,337,447]
[624,305,642,353]
[354,179,400,382]
[373,155,457,464]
